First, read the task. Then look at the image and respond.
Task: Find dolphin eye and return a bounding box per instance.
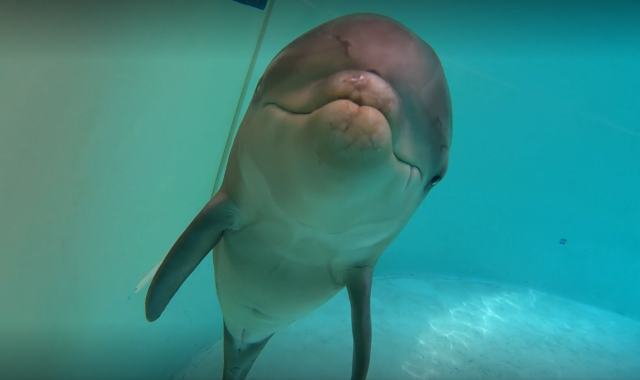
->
[429,175,442,186]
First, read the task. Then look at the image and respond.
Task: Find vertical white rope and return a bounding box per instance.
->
[211,0,276,196]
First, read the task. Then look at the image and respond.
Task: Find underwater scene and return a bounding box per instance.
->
[1,0,638,379]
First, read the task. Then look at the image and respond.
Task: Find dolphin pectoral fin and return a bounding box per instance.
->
[345,265,374,380]
[145,191,236,322]
[223,323,273,380]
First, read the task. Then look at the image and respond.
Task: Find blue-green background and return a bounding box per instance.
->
[0,0,637,378]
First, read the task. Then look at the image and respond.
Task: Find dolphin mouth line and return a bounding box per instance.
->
[268,101,422,182]
[395,155,423,182]
[266,102,311,115]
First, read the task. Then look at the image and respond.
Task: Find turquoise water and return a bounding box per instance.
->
[0,0,638,379]
[165,1,640,378]
[178,276,640,379]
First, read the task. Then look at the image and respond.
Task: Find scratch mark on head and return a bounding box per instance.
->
[334,35,351,58]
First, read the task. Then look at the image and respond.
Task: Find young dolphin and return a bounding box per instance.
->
[145,12,452,380]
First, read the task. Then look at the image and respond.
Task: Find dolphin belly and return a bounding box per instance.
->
[213,235,343,342]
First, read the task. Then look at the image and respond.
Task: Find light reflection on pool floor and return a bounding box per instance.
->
[176,275,640,380]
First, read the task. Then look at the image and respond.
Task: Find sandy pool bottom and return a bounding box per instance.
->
[173,275,640,380]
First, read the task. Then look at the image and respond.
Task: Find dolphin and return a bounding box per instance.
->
[145,12,452,380]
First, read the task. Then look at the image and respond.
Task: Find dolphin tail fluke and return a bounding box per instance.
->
[222,322,273,380]
[145,190,236,322]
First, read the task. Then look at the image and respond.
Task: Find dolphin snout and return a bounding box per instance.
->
[329,70,402,129]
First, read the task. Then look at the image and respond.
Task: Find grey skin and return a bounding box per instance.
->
[145,12,452,380]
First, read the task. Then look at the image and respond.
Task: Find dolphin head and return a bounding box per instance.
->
[250,13,452,197]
